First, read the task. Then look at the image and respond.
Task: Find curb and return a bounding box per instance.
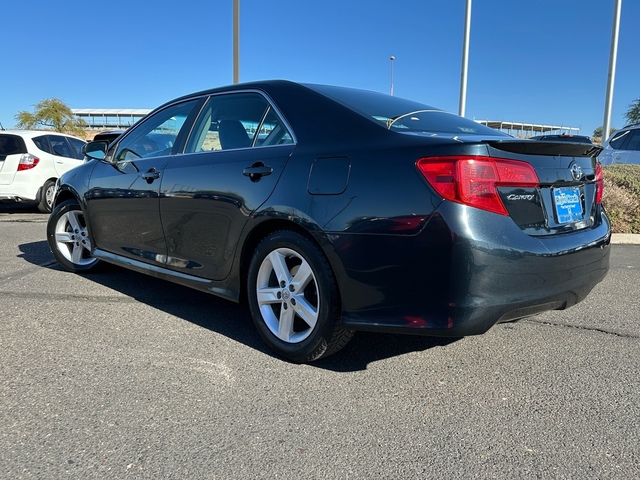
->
[611,233,640,245]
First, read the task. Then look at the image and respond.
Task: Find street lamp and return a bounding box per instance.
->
[458,0,472,117]
[390,55,395,96]
[233,0,240,84]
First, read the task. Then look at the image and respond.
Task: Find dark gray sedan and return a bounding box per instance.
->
[47,81,611,362]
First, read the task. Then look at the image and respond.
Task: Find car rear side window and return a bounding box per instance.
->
[33,135,53,154]
[624,130,640,151]
[185,92,294,153]
[608,130,631,149]
[0,135,26,158]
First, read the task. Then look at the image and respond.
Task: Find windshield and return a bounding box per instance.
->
[307,84,508,137]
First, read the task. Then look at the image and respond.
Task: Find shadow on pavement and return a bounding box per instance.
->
[19,239,460,371]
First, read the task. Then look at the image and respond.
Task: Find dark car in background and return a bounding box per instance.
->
[47,81,611,362]
[92,130,125,145]
[529,134,593,144]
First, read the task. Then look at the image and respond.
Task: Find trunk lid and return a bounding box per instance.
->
[485,140,603,236]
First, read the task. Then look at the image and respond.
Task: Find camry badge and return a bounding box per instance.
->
[570,164,583,181]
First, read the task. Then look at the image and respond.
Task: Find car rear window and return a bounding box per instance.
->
[0,134,27,157]
[307,84,507,136]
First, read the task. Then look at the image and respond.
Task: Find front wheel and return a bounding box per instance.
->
[47,199,101,273]
[247,231,353,363]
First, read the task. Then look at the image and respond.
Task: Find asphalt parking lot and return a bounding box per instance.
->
[1,203,639,479]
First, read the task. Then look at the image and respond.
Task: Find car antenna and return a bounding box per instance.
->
[0,122,5,131]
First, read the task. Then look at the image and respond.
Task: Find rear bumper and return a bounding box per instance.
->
[0,183,39,202]
[334,206,611,336]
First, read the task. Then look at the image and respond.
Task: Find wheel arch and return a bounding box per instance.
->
[35,176,58,202]
[52,185,82,209]
[238,218,345,309]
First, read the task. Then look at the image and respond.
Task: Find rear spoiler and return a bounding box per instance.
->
[483,140,602,159]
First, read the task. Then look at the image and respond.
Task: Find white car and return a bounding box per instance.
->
[598,124,640,166]
[0,130,86,212]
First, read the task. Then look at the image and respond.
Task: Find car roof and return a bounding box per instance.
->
[0,129,85,140]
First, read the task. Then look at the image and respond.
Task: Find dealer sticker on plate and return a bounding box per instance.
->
[553,186,583,224]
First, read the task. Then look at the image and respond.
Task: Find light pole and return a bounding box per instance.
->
[458,0,472,117]
[390,55,395,96]
[603,0,622,141]
[233,0,240,84]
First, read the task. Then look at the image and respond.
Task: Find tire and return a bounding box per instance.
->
[47,199,101,273]
[37,179,56,213]
[247,230,354,363]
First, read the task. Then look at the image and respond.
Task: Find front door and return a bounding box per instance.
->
[85,98,202,267]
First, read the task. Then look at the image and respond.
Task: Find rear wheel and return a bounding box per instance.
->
[248,231,353,363]
[37,179,56,213]
[47,199,100,273]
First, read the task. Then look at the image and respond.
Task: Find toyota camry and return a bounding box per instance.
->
[47,81,611,362]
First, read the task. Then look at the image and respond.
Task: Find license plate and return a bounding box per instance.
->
[553,186,583,224]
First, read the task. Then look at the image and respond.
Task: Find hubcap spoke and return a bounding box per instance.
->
[71,242,85,264]
[266,250,291,285]
[291,295,318,329]
[66,211,82,233]
[257,286,282,304]
[290,261,313,292]
[278,305,295,341]
[55,231,74,244]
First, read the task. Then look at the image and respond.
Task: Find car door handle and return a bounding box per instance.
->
[243,163,273,182]
[142,168,161,184]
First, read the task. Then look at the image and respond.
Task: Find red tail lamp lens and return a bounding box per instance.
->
[595,162,604,205]
[417,156,539,215]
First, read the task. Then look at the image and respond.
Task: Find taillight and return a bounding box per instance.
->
[595,162,604,205]
[17,153,39,171]
[417,156,539,215]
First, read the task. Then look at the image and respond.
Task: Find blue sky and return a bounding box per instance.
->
[1,0,638,137]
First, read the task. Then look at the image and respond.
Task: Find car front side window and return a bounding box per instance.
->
[112,99,200,162]
[67,137,86,159]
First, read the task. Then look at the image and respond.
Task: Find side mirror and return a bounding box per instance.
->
[83,141,109,160]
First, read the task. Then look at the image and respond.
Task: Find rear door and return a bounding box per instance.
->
[159,92,295,280]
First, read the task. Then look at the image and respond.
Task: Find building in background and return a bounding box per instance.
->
[72,109,151,130]
[474,120,580,138]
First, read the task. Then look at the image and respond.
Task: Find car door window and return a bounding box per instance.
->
[113,99,200,162]
[48,135,74,158]
[33,135,53,154]
[185,93,293,154]
[608,130,631,150]
[67,137,86,159]
[625,130,640,151]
